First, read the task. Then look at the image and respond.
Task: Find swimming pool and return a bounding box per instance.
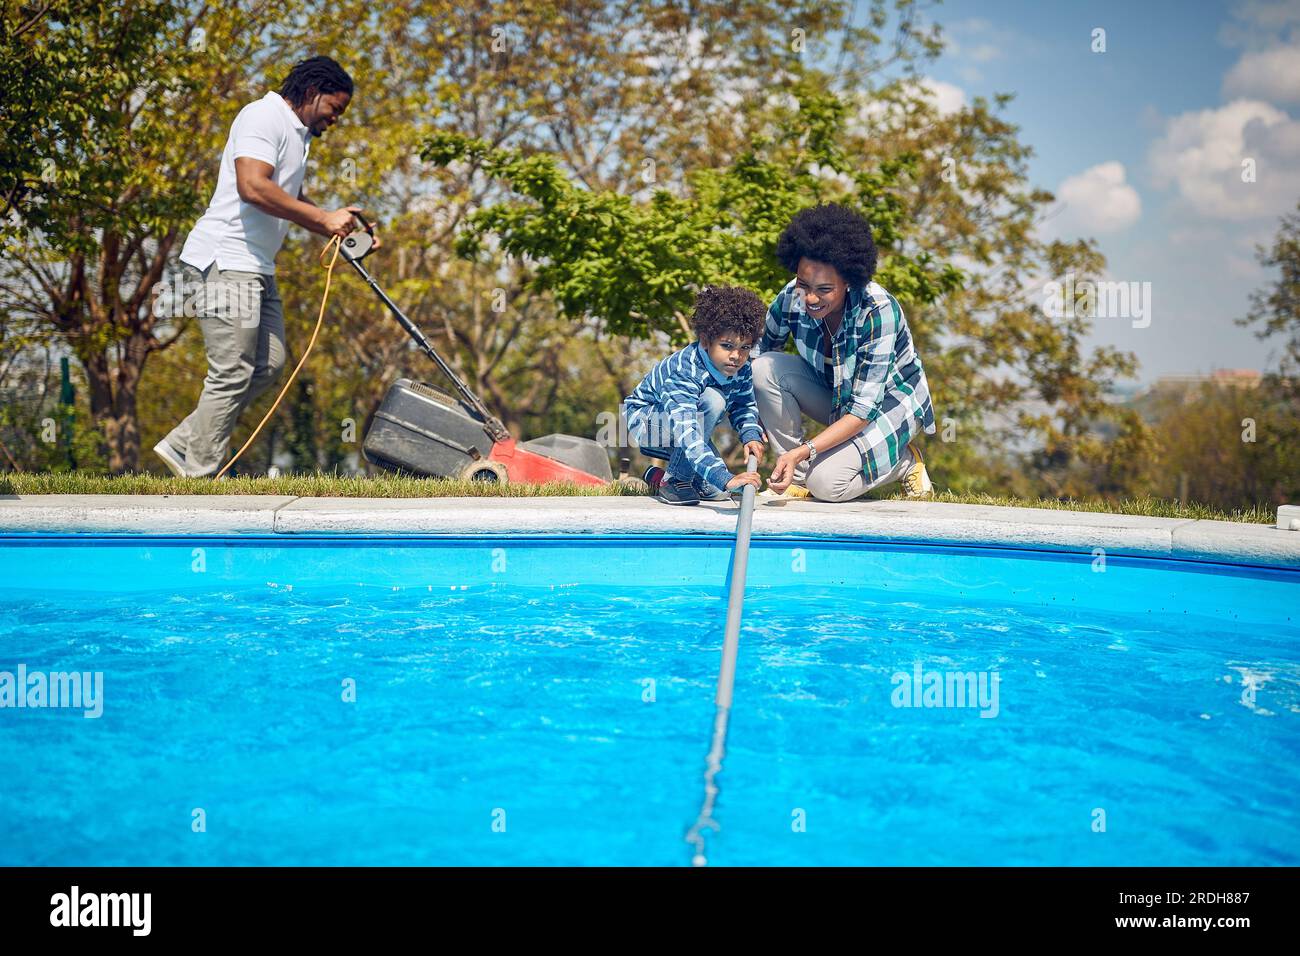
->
[1,534,1297,866]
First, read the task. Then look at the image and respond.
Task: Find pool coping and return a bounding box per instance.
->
[1,494,1297,569]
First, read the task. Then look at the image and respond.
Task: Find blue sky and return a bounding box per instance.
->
[913,0,1300,382]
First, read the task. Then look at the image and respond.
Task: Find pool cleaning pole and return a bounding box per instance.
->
[685,453,759,867]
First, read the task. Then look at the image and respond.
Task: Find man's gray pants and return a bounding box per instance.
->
[751,352,914,502]
[163,263,286,476]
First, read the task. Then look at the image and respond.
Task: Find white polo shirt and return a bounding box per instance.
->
[180,91,312,275]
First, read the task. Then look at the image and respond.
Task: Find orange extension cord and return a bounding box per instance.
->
[215,234,342,479]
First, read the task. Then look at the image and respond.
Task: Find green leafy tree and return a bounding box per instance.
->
[2,0,179,246]
[0,0,300,472]
[420,78,1147,495]
[1140,380,1297,509]
[174,0,915,468]
[1239,199,1300,385]
[419,82,961,328]
[3,0,1163,499]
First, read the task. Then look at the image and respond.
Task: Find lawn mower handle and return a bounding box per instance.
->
[336,212,510,443]
[339,210,376,262]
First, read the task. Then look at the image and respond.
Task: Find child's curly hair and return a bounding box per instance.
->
[775,203,878,288]
[691,285,767,345]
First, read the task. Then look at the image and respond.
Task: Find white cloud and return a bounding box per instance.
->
[1218,0,1300,49]
[844,93,889,138]
[1222,43,1300,104]
[1049,162,1142,235]
[843,78,966,138]
[1148,98,1300,219]
[967,43,1003,64]
[919,78,967,117]
[1168,226,1220,244]
[943,17,1011,63]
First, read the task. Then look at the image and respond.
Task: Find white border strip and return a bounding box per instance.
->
[0,495,1296,569]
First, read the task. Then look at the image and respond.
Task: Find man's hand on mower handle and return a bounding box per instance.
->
[320,205,382,250]
[321,205,361,239]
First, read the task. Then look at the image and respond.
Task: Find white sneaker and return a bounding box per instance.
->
[153,438,189,477]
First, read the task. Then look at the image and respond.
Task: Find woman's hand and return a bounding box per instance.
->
[767,444,810,493]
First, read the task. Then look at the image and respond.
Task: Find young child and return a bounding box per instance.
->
[623,286,766,505]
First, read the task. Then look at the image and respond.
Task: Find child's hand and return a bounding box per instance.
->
[725,471,763,493]
[742,439,765,462]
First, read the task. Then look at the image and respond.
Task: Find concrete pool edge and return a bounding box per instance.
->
[1,494,1297,569]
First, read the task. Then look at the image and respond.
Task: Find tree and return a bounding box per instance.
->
[1139,380,1298,509]
[419,76,1148,497]
[1133,199,1300,509]
[158,0,914,468]
[420,84,958,327]
[2,0,174,243]
[3,0,946,474]
[3,0,1161,499]
[0,0,298,472]
[1239,198,1300,385]
[826,71,1149,498]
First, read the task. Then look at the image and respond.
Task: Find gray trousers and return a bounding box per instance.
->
[751,351,914,502]
[163,263,286,476]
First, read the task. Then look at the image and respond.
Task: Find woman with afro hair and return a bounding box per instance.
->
[752,203,935,502]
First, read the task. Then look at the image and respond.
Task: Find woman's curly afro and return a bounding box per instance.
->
[775,203,878,288]
[691,285,767,344]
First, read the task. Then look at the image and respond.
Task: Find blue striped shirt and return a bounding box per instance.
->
[623,342,764,490]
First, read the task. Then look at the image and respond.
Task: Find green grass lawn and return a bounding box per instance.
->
[0,471,1278,524]
[0,472,640,498]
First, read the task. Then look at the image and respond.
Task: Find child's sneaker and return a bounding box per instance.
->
[901,442,933,498]
[693,477,733,502]
[657,476,700,506]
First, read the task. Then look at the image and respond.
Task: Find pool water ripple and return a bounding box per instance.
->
[1,540,1296,866]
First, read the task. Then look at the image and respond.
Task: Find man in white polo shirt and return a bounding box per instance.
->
[155,55,374,477]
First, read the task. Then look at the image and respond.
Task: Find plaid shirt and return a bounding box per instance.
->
[756,278,936,482]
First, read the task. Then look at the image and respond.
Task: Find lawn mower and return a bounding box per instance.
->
[338,215,638,488]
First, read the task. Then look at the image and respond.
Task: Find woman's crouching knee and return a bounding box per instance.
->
[806,468,863,503]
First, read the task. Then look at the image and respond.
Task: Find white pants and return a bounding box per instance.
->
[751,352,914,502]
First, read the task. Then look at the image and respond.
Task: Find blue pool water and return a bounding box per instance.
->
[1,535,1297,866]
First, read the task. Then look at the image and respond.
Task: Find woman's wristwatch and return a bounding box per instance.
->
[803,438,818,462]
